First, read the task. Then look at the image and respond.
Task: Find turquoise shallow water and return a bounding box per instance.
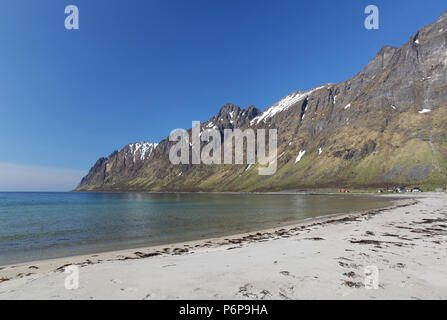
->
[0,192,396,265]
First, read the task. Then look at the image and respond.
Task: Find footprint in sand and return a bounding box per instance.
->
[279,286,294,300]
[142,293,153,300]
[280,271,295,278]
[110,278,123,284]
[238,283,271,299]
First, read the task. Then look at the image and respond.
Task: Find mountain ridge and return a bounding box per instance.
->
[76,11,447,192]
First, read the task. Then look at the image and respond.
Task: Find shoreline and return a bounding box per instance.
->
[0,196,414,279]
[0,192,401,268]
[1,193,446,299]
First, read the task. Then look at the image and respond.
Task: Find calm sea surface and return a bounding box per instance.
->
[0,192,396,265]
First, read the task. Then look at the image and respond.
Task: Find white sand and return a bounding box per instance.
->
[0,193,446,300]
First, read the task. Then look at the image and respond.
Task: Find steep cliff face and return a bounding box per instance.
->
[77,12,447,192]
[77,142,158,188]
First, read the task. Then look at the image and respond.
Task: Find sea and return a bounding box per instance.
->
[0,192,397,265]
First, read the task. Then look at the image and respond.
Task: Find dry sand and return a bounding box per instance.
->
[0,193,446,300]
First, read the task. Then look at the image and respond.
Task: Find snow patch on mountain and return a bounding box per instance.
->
[128,142,158,162]
[295,150,306,164]
[245,163,254,172]
[251,86,326,125]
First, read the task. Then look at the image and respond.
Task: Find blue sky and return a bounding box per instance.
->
[0,0,446,191]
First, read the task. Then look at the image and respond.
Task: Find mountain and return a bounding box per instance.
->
[76,12,447,192]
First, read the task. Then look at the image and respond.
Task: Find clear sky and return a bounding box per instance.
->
[0,0,446,191]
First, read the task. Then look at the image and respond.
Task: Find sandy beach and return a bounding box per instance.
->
[0,193,446,300]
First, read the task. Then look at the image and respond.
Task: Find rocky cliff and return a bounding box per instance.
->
[76,12,447,192]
